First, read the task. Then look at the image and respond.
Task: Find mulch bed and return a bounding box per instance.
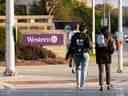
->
[15,58,67,66]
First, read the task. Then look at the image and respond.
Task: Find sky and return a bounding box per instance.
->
[89,0,128,7]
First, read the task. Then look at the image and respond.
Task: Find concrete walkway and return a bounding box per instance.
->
[0,63,128,90]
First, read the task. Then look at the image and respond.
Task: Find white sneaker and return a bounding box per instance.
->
[78,86,85,90]
[76,84,80,89]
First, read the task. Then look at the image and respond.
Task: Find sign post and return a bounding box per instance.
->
[117,0,123,73]
[92,0,95,54]
[4,0,15,76]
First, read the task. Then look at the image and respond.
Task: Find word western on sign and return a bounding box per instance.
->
[22,34,64,45]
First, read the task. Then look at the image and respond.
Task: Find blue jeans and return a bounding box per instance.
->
[73,53,89,87]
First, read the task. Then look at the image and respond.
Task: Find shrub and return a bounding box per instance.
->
[36,47,48,59]
[17,45,38,60]
[16,45,56,60]
[15,30,23,46]
[0,27,5,61]
[0,50,5,61]
[0,27,22,61]
[47,50,56,58]
[0,27,56,60]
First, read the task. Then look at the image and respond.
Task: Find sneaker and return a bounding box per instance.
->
[76,86,85,90]
[99,86,103,91]
[80,85,84,88]
[76,85,80,89]
[79,86,85,90]
[72,69,75,74]
[107,84,113,90]
[69,63,72,68]
[76,83,80,89]
[69,59,72,68]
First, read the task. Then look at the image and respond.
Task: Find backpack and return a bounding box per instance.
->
[96,33,106,47]
[70,33,89,56]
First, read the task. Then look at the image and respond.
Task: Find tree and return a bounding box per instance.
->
[46,0,59,15]
[29,0,75,20]
[29,0,118,37]
[40,0,74,20]
[111,14,118,34]
[29,0,48,15]
[15,5,27,15]
[95,4,118,34]
[38,0,48,15]
[73,3,93,37]
[29,1,42,15]
[95,12,102,34]
[0,0,5,15]
[53,0,74,20]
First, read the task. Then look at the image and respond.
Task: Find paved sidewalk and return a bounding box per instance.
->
[0,63,128,90]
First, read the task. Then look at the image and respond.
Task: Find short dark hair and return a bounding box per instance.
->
[79,22,87,32]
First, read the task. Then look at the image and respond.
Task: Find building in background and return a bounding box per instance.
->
[15,0,40,15]
[15,0,39,5]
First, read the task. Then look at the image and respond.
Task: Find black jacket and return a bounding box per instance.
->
[96,40,114,64]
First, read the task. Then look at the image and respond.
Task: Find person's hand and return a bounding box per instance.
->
[69,63,72,67]
[68,58,72,68]
[65,55,69,60]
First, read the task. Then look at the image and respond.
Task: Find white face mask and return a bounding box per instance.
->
[83,28,87,33]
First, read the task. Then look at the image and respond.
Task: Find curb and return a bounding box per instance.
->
[0,81,15,89]
[4,79,97,85]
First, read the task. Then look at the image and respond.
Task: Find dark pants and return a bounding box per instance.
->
[98,64,111,86]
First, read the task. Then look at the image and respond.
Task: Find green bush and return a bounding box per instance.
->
[47,50,56,58]
[0,50,5,61]
[15,31,23,46]
[0,27,56,60]
[0,27,5,61]
[16,45,56,60]
[0,27,23,61]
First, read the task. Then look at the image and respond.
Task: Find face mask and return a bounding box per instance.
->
[64,25,71,33]
[83,28,87,33]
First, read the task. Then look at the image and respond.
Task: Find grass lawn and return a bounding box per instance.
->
[89,53,96,64]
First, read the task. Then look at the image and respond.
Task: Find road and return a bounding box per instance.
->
[0,56,128,95]
[0,87,128,96]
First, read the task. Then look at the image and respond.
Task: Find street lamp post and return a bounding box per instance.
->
[117,0,123,73]
[107,0,111,33]
[92,0,95,54]
[101,0,108,27]
[108,8,111,33]
[4,0,15,76]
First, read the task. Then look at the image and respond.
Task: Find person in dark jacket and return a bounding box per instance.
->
[96,28,114,91]
[66,23,91,88]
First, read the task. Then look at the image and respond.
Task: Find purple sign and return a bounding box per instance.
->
[22,34,64,45]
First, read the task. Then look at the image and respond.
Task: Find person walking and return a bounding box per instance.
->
[68,23,91,88]
[96,27,114,91]
[65,25,76,73]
